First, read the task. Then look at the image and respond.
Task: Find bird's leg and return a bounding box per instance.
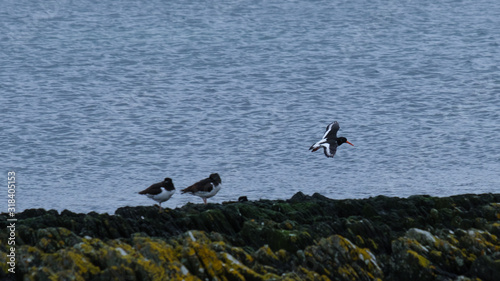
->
[158,203,162,212]
[203,198,207,205]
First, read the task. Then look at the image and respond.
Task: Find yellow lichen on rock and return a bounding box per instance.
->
[133,236,177,264]
[25,248,102,280]
[191,240,225,277]
[297,266,331,281]
[301,235,383,281]
[407,250,432,268]
[255,244,279,264]
[135,257,168,281]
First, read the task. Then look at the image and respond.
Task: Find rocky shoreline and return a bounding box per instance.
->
[1,192,500,281]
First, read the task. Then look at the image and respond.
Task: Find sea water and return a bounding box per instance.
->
[1,0,499,213]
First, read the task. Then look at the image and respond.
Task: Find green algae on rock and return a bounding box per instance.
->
[1,192,500,280]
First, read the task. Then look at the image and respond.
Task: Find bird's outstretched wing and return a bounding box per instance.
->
[322,142,338,158]
[322,121,340,140]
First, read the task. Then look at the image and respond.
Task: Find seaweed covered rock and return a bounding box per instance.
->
[390,227,500,281]
[1,192,500,280]
[302,235,383,281]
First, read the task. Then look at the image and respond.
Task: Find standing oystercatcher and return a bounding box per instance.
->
[139,178,175,211]
[181,173,222,205]
[309,121,354,158]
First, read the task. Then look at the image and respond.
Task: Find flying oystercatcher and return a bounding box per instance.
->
[139,178,175,211]
[309,121,354,158]
[181,173,222,205]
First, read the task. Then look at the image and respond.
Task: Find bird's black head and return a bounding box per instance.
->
[209,173,221,184]
[163,178,175,190]
[337,137,354,146]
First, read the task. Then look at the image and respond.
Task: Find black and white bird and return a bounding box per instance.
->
[139,178,175,211]
[309,121,354,158]
[181,173,222,205]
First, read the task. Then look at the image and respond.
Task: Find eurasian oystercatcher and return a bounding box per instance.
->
[309,121,354,158]
[181,173,222,205]
[139,178,175,211]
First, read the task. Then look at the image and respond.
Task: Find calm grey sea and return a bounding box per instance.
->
[1,0,499,214]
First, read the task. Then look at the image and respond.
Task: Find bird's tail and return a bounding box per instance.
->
[309,143,320,151]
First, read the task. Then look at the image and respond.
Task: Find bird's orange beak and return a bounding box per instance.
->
[346,141,354,146]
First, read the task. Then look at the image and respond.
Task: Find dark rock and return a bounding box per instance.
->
[470,255,500,281]
[288,191,311,202]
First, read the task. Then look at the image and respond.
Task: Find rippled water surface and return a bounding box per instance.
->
[2,0,499,213]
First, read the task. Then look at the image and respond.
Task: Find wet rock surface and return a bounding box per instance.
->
[1,192,500,280]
